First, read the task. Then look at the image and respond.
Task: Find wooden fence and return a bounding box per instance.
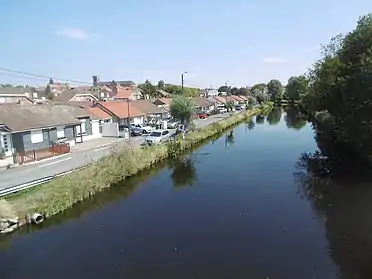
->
[15,143,71,165]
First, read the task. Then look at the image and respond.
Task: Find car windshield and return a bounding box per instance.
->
[149,132,161,137]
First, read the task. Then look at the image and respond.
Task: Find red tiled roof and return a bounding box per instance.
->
[86,106,112,120]
[113,86,134,99]
[98,101,145,118]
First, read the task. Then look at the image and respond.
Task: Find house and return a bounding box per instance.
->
[46,83,71,95]
[111,86,142,101]
[206,89,219,97]
[53,89,99,104]
[94,101,146,125]
[132,100,169,120]
[0,104,81,165]
[153,98,173,108]
[212,96,227,105]
[0,89,35,105]
[193,97,215,112]
[231,95,245,104]
[93,76,137,89]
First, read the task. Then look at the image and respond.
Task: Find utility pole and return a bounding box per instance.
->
[181,72,187,94]
[225,80,230,109]
[127,98,131,138]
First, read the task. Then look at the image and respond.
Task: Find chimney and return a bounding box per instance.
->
[93,76,98,86]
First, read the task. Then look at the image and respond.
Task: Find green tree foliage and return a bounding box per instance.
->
[255,92,269,104]
[49,78,54,84]
[238,87,249,96]
[163,84,197,97]
[251,83,267,94]
[302,14,372,156]
[170,95,196,127]
[138,79,157,98]
[285,76,308,102]
[225,100,235,112]
[157,80,165,90]
[218,85,229,92]
[266,106,282,125]
[230,87,239,95]
[267,79,283,101]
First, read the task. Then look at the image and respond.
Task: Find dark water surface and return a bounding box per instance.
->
[1,108,371,278]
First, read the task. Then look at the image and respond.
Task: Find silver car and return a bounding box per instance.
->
[145,130,171,145]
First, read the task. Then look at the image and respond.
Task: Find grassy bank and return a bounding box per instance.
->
[0,108,263,221]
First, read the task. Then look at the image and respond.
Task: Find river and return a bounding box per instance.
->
[1,106,371,279]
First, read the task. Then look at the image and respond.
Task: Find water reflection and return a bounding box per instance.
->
[266,106,282,125]
[295,124,372,279]
[284,106,307,131]
[255,114,265,124]
[169,155,198,188]
[224,130,235,148]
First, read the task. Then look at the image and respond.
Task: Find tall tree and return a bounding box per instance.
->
[285,76,308,102]
[218,85,229,92]
[138,79,157,98]
[170,95,196,129]
[238,87,249,96]
[157,80,165,90]
[267,79,283,101]
[49,78,54,84]
[230,87,239,95]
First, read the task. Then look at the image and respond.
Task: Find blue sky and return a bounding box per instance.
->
[1,0,370,88]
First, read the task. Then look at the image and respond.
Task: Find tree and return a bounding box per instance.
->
[225,100,235,112]
[285,76,308,102]
[157,80,165,90]
[238,87,249,96]
[49,78,54,84]
[170,95,196,129]
[138,79,157,98]
[255,91,269,104]
[218,85,229,93]
[251,83,267,95]
[230,87,239,95]
[302,14,372,157]
[267,79,283,101]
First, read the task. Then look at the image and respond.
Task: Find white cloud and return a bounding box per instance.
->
[262,57,288,63]
[55,28,92,40]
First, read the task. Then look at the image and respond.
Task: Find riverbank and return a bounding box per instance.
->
[0,107,265,233]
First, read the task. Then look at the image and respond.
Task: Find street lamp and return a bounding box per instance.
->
[181,71,188,94]
[225,80,230,107]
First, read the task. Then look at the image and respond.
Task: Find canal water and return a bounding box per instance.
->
[1,107,371,279]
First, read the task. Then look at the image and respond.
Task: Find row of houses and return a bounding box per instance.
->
[0,94,248,166]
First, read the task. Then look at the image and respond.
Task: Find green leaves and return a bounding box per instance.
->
[267,79,283,101]
[170,95,196,126]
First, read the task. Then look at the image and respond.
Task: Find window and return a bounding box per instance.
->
[57,127,65,139]
[2,135,9,152]
[162,131,169,136]
[77,120,86,135]
[30,130,43,143]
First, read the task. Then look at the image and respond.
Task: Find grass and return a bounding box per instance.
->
[0,108,263,221]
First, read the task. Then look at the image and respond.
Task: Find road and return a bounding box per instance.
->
[0,114,231,191]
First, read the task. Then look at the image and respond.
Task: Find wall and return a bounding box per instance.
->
[13,125,77,152]
[0,96,33,104]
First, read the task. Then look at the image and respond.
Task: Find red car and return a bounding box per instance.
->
[197,112,209,119]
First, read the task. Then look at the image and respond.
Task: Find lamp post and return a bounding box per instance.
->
[225,80,230,109]
[181,71,187,94]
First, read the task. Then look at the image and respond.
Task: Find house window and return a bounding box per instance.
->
[30,130,43,143]
[2,135,9,152]
[76,120,86,135]
[57,127,65,138]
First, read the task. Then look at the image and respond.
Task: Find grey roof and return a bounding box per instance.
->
[98,80,135,86]
[133,99,168,114]
[193,97,215,107]
[53,89,98,103]
[0,87,31,95]
[0,104,82,132]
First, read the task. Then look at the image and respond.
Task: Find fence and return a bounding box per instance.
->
[15,143,71,165]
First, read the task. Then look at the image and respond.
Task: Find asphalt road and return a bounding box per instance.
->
[0,113,232,191]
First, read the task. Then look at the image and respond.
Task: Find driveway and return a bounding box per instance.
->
[0,113,232,191]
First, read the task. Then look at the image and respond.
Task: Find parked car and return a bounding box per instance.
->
[119,125,142,137]
[218,107,228,113]
[131,124,152,134]
[235,105,242,111]
[197,111,209,119]
[167,120,179,129]
[145,130,171,145]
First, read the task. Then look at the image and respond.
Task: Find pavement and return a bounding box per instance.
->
[0,113,232,191]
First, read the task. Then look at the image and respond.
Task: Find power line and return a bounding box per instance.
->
[0,72,48,82]
[0,67,92,85]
